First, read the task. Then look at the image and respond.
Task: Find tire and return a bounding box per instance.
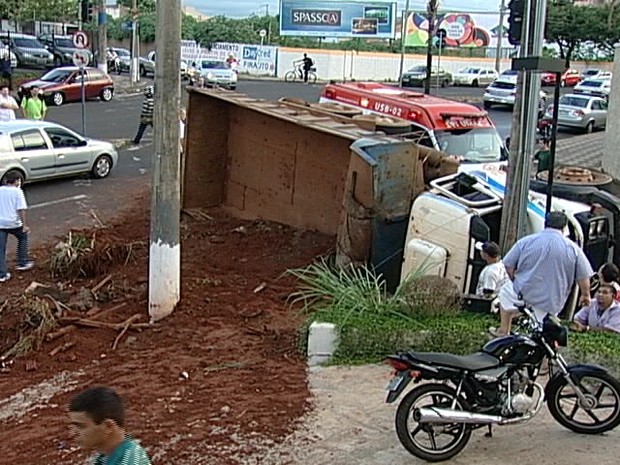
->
[483,101,492,110]
[472,79,479,87]
[0,169,25,186]
[395,383,472,462]
[100,87,114,102]
[51,92,64,106]
[140,65,147,77]
[284,71,296,82]
[585,121,595,134]
[441,79,449,88]
[308,72,318,84]
[547,371,620,434]
[91,155,113,179]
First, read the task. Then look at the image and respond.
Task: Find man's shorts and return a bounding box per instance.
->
[498,281,548,322]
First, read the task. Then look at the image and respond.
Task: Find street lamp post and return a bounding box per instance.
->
[398,0,411,87]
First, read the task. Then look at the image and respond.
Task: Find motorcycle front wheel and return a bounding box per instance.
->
[547,371,620,434]
[395,383,472,462]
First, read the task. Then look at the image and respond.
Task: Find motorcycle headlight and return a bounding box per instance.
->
[206,72,214,80]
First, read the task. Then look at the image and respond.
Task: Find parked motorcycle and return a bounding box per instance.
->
[385,303,620,462]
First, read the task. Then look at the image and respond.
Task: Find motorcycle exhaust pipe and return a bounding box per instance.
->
[415,407,504,425]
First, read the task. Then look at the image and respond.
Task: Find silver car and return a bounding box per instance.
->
[0,33,53,68]
[453,67,498,87]
[544,94,607,133]
[199,60,238,90]
[574,79,611,98]
[483,76,547,113]
[0,120,118,184]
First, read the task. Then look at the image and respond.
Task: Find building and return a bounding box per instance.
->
[574,0,607,5]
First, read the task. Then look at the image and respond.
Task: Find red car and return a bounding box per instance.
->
[18,66,115,106]
[540,69,582,87]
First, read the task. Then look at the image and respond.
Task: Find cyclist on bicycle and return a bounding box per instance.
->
[294,53,314,84]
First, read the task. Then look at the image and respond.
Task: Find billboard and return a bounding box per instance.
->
[404,12,499,48]
[180,41,277,77]
[279,1,397,39]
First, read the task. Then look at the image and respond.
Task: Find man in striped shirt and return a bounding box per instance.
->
[491,211,593,337]
[132,85,154,145]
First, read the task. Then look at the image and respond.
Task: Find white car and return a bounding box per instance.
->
[452,67,498,87]
[580,69,612,81]
[0,120,118,184]
[483,75,547,113]
[574,79,611,98]
[198,60,237,90]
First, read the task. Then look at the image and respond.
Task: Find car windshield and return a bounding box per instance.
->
[501,70,518,76]
[201,61,227,69]
[580,80,603,87]
[434,127,504,163]
[115,49,130,57]
[14,38,44,48]
[40,69,73,82]
[461,68,480,74]
[408,65,427,73]
[55,38,74,48]
[583,70,599,76]
[559,96,589,108]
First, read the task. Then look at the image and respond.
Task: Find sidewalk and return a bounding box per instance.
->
[555,132,605,171]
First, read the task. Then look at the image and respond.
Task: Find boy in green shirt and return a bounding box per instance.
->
[21,86,47,120]
[69,386,152,465]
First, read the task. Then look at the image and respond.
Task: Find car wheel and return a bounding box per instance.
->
[483,101,492,110]
[585,121,595,134]
[100,87,114,102]
[0,169,25,186]
[92,155,113,179]
[441,79,449,88]
[140,65,147,77]
[51,92,64,106]
[228,85,237,91]
[472,79,479,87]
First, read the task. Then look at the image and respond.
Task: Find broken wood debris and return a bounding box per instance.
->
[92,274,113,294]
[112,314,142,350]
[182,208,214,222]
[49,341,75,357]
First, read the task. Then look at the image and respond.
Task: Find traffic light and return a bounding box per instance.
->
[507,0,525,46]
[80,0,95,23]
[435,28,447,49]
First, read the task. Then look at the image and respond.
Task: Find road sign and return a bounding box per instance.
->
[259,29,267,38]
[73,31,89,49]
[72,50,90,68]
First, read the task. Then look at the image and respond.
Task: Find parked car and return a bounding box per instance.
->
[574,78,612,98]
[139,55,155,77]
[544,94,607,133]
[401,65,452,87]
[107,47,131,73]
[580,69,612,80]
[198,60,237,89]
[483,75,547,113]
[498,69,518,80]
[0,45,18,68]
[452,67,498,87]
[0,33,53,68]
[0,120,118,184]
[560,69,582,87]
[38,34,93,67]
[18,66,114,106]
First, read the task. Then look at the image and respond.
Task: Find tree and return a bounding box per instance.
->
[545,3,603,68]
[117,0,155,14]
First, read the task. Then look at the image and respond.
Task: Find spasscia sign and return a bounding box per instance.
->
[291,9,342,26]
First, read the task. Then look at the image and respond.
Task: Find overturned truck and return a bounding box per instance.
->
[183,87,620,301]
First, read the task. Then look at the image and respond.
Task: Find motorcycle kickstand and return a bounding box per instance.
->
[485,425,493,438]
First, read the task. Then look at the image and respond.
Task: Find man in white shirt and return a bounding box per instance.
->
[475,241,509,296]
[0,85,18,122]
[0,172,34,282]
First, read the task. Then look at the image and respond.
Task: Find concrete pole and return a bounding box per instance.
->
[149,0,182,322]
[602,44,620,178]
[97,0,107,74]
[398,0,411,87]
[131,0,139,85]
[495,0,506,73]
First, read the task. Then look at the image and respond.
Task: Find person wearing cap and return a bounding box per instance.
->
[571,283,620,334]
[475,241,509,297]
[490,211,593,337]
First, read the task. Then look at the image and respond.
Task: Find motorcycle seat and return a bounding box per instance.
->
[409,351,499,371]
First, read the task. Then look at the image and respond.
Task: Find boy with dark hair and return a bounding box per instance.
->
[69,386,151,465]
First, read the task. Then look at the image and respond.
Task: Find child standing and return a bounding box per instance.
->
[69,386,152,465]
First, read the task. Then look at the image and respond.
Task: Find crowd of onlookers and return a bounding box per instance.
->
[476,211,620,335]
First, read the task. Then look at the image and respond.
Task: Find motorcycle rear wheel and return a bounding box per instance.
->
[395,383,472,462]
[547,371,620,434]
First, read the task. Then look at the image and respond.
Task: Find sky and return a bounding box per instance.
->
[188,0,503,18]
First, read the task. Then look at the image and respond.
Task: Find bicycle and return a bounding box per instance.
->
[284,64,317,84]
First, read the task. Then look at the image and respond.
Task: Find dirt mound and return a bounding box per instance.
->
[0,200,333,464]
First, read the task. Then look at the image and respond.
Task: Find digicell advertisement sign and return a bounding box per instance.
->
[280,1,396,38]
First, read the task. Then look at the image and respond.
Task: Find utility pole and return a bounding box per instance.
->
[131,0,139,85]
[424,0,438,95]
[261,3,272,44]
[499,0,547,251]
[398,0,411,87]
[97,0,107,74]
[495,0,507,73]
[149,0,182,322]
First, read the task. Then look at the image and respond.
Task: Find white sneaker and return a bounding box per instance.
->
[16,262,34,271]
[0,273,11,282]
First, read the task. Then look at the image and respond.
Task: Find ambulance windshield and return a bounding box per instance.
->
[434,128,505,163]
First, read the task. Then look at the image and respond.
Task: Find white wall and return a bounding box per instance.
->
[277,47,614,82]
